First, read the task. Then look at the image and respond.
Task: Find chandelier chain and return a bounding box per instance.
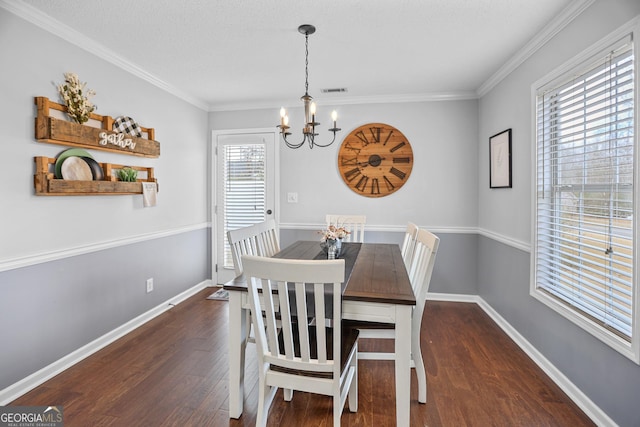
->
[304,32,309,95]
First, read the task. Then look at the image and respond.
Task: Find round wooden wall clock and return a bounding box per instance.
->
[337,123,413,197]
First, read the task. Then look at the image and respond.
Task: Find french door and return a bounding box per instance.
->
[212,129,277,284]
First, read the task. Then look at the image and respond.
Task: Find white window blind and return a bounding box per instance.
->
[534,38,635,340]
[222,144,266,268]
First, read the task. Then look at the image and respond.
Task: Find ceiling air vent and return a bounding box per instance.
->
[321,88,348,94]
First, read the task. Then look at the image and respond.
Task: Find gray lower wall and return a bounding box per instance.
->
[478,235,640,427]
[0,228,210,391]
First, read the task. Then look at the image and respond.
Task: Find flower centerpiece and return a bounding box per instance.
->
[57,72,97,124]
[319,224,350,258]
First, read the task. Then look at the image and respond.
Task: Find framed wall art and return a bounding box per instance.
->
[489,128,512,188]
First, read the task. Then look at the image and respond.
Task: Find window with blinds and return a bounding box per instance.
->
[533,35,636,350]
[222,144,266,268]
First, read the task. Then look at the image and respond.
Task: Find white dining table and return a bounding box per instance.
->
[224,241,416,427]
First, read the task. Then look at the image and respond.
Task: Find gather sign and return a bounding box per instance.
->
[99,132,136,150]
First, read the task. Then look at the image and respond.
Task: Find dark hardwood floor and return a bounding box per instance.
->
[11,288,595,426]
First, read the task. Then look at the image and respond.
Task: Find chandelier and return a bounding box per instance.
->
[278,24,341,149]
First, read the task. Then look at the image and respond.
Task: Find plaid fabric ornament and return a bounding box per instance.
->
[113,116,142,137]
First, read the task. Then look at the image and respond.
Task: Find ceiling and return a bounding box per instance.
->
[14,0,582,111]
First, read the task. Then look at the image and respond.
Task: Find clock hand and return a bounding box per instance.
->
[355,156,387,168]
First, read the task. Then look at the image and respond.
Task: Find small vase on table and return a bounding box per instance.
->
[327,239,337,259]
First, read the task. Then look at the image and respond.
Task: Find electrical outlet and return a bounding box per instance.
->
[146,278,154,293]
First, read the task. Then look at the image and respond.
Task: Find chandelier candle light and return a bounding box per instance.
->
[278,25,341,149]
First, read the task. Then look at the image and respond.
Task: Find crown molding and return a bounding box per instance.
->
[2,0,595,112]
[207,90,479,112]
[477,0,595,97]
[0,0,209,111]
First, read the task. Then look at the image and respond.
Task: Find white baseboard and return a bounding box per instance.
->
[426,292,616,427]
[426,292,481,303]
[0,279,212,405]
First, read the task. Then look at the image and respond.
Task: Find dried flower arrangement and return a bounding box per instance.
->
[319,224,350,242]
[57,72,96,124]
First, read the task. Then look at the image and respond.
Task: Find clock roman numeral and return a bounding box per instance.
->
[383,129,394,145]
[369,127,381,143]
[390,167,406,180]
[355,175,369,192]
[393,157,411,164]
[344,142,361,154]
[371,178,380,195]
[383,175,395,191]
[344,167,362,182]
[390,141,406,153]
[341,156,358,166]
[355,131,370,146]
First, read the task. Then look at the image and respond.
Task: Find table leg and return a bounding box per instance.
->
[395,305,412,427]
[228,290,247,418]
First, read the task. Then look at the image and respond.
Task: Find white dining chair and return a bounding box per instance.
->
[347,228,439,404]
[227,219,280,276]
[325,214,366,243]
[400,222,419,269]
[242,255,359,427]
[227,219,280,347]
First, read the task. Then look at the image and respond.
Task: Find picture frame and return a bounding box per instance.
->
[489,128,512,188]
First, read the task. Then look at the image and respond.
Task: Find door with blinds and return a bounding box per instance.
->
[213,129,277,284]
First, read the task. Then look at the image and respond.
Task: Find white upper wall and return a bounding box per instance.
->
[0,9,209,263]
[478,0,640,248]
[211,99,479,231]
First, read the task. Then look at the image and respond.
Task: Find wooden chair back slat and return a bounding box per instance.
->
[400,222,419,269]
[411,228,440,301]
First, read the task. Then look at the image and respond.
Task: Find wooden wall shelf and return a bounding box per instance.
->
[34,157,158,196]
[34,97,160,158]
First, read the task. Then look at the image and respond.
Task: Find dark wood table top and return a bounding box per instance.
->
[224,240,415,306]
